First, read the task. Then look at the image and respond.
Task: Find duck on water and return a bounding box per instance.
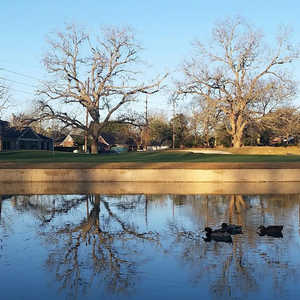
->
[221,223,243,235]
[257,225,283,237]
[203,227,233,243]
[203,224,283,242]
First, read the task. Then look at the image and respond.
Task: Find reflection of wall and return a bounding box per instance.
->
[1,182,300,196]
[1,168,300,183]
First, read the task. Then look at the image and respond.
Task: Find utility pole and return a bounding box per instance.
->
[84,78,89,153]
[145,95,148,127]
[172,98,176,150]
[85,108,88,152]
[144,95,149,150]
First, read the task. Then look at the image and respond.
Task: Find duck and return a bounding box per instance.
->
[221,223,243,235]
[257,225,283,237]
[203,227,233,243]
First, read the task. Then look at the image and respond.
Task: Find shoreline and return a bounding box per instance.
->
[1,162,300,169]
[1,181,300,195]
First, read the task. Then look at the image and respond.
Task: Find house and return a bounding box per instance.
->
[58,134,84,148]
[54,133,84,152]
[57,133,111,152]
[0,120,53,151]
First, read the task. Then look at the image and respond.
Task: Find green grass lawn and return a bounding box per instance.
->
[1,150,300,163]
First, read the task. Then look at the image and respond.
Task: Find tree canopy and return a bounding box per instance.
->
[37,25,166,153]
[177,17,299,147]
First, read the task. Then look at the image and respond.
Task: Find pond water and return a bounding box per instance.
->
[1,192,300,300]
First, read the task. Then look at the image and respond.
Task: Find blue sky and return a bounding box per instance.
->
[1,0,300,119]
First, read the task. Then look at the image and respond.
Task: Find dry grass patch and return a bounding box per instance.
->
[223,146,300,155]
[185,146,300,155]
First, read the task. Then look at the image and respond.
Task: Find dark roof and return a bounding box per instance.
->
[0,122,52,141]
[0,120,9,128]
[54,136,66,144]
[1,126,20,139]
[20,127,40,139]
[69,134,83,139]
[37,133,52,141]
[100,133,115,145]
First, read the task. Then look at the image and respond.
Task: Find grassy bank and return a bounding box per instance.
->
[0,149,300,163]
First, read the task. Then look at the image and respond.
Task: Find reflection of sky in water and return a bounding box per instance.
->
[1,193,300,299]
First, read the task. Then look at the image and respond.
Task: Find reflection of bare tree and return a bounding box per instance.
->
[171,194,250,229]
[0,196,2,221]
[0,196,2,256]
[228,195,247,225]
[2,192,300,299]
[0,195,13,222]
[43,194,159,299]
[10,195,87,225]
[0,195,15,257]
[209,240,258,299]
[167,193,300,299]
[169,218,294,298]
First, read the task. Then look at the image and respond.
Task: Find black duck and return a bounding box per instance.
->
[203,227,233,243]
[257,225,283,237]
[221,223,243,234]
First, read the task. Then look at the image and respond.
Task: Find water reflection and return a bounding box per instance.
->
[49,195,159,297]
[1,193,300,299]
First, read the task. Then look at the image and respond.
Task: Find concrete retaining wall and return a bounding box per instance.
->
[0,167,299,182]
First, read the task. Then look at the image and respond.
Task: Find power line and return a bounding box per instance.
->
[0,67,42,82]
[0,76,38,89]
[9,87,35,96]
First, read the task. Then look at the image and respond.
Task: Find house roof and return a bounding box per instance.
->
[0,122,52,141]
[0,120,9,128]
[98,135,110,146]
[37,133,52,141]
[100,133,115,145]
[1,126,21,139]
[19,127,41,139]
[57,134,84,146]
[58,133,111,146]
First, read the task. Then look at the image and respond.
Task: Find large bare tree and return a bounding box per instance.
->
[38,25,166,153]
[177,17,299,147]
[0,82,9,118]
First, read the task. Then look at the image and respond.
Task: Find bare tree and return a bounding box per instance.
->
[10,110,50,135]
[0,82,9,118]
[37,25,166,153]
[177,17,299,147]
[261,106,300,143]
[190,96,221,147]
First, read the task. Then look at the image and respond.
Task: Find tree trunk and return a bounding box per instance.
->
[90,195,100,227]
[229,113,246,148]
[91,139,98,154]
[232,133,243,148]
[89,121,100,154]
